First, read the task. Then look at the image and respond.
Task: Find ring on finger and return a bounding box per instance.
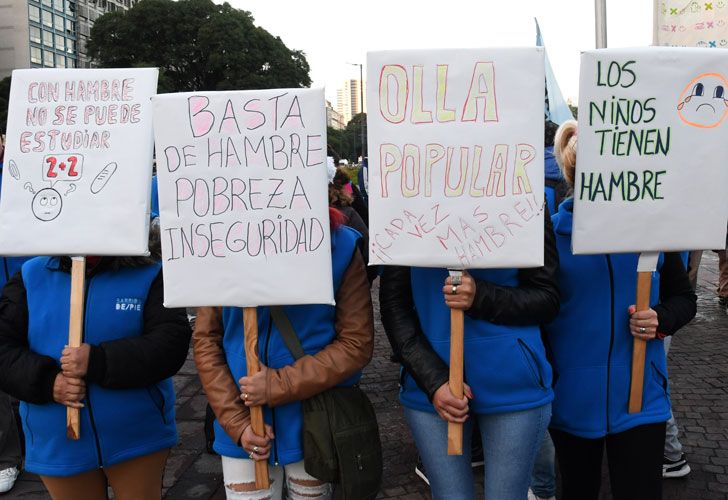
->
[243,392,249,400]
[639,327,646,334]
[253,446,259,453]
[451,285,458,295]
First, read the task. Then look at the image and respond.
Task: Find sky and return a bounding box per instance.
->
[226,0,654,105]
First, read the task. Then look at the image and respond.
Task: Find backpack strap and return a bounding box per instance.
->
[269,306,306,360]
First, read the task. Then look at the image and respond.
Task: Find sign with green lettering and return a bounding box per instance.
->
[573,47,728,254]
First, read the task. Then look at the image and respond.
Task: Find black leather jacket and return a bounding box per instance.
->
[380,214,560,402]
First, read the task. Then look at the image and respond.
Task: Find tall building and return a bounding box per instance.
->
[335,79,366,125]
[0,0,135,78]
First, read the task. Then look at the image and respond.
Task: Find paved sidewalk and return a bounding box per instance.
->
[5,252,728,499]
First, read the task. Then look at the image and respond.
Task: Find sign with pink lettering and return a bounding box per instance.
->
[152,88,333,307]
[0,68,158,255]
[367,48,546,268]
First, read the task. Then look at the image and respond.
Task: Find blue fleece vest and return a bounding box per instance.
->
[213,226,362,465]
[20,257,177,477]
[544,198,670,438]
[402,268,554,415]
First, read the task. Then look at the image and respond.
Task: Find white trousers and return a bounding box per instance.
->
[221,457,332,500]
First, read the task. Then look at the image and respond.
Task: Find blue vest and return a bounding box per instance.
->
[402,268,554,415]
[213,226,362,465]
[545,198,670,438]
[20,257,177,477]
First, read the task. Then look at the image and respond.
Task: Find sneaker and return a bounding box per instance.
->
[663,453,691,478]
[0,467,19,494]
[414,456,429,486]
[528,490,556,500]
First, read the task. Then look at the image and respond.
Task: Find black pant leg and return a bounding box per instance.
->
[606,422,666,500]
[0,391,22,469]
[550,428,605,500]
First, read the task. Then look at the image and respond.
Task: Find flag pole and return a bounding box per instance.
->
[595,0,608,49]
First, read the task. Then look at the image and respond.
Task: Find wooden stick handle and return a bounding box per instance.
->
[448,308,464,455]
[628,272,652,414]
[243,307,270,490]
[66,257,86,440]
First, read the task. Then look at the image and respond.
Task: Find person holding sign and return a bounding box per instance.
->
[544,121,696,500]
[0,231,191,500]
[379,220,560,499]
[193,210,374,500]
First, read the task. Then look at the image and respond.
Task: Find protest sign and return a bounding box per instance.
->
[152,88,332,308]
[655,0,728,48]
[0,68,158,255]
[367,48,546,269]
[573,47,728,254]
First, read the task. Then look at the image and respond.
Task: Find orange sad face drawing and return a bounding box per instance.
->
[677,72,728,128]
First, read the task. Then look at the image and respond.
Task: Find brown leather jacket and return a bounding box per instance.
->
[193,251,374,447]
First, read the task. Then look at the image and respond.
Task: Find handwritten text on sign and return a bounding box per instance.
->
[153,88,334,308]
[367,48,545,269]
[0,68,158,256]
[573,48,728,254]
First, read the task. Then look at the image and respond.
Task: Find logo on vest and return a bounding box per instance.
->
[115,297,142,312]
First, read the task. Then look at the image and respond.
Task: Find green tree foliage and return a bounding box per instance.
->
[86,0,311,93]
[327,113,367,163]
[0,76,11,135]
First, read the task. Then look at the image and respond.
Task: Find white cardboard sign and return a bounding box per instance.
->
[152,88,333,308]
[574,47,728,254]
[367,48,545,269]
[0,68,158,255]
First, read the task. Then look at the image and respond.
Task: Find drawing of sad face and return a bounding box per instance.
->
[677,72,728,128]
[32,188,62,221]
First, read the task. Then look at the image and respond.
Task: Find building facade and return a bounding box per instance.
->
[326,100,345,130]
[0,0,133,78]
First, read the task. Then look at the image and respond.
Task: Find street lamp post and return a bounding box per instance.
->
[348,62,366,163]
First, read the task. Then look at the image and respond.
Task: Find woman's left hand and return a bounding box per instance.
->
[61,344,91,378]
[443,272,476,310]
[628,305,659,341]
[239,364,269,407]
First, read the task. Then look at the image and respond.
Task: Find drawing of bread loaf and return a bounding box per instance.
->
[90,162,117,194]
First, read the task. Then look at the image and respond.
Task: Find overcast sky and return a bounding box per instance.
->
[226,0,654,104]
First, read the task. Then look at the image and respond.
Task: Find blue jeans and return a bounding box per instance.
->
[530,431,556,497]
[405,404,551,500]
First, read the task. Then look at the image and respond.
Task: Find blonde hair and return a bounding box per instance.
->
[554,120,578,186]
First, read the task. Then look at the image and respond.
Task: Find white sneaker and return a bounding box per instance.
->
[528,489,555,500]
[0,466,19,493]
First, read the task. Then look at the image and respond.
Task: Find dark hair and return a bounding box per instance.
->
[545,120,559,147]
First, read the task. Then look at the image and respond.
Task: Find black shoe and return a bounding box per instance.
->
[663,454,691,478]
[719,296,728,307]
[415,456,430,486]
[471,441,484,467]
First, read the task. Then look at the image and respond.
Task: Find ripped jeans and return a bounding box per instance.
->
[221,456,333,500]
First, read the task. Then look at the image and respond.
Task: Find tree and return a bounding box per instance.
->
[0,76,11,135]
[86,0,311,93]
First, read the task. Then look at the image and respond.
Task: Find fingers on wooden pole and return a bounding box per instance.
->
[67,257,86,441]
[448,308,465,455]
[628,272,652,414]
[242,307,270,489]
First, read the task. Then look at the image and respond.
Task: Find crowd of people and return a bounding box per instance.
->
[0,115,718,500]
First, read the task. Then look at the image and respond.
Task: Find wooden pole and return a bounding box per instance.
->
[66,256,86,440]
[448,307,465,455]
[243,307,270,489]
[628,272,652,414]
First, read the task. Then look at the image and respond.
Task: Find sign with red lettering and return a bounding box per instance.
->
[0,68,158,255]
[367,48,545,268]
[152,88,333,307]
